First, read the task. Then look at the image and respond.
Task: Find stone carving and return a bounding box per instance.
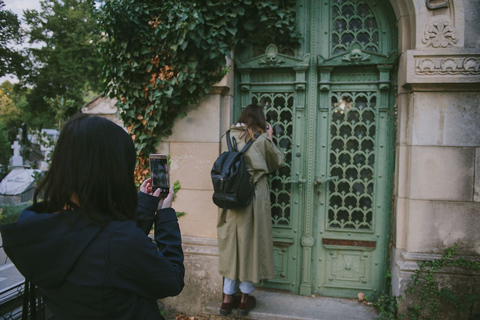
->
[259,44,285,67]
[422,17,458,48]
[425,0,449,10]
[416,57,480,75]
[342,48,371,64]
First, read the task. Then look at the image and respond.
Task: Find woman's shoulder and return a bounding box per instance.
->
[105,219,145,241]
[254,133,273,145]
[105,219,154,254]
[106,218,137,231]
[228,126,245,135]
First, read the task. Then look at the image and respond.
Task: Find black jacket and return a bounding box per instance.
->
[1,192,184,320]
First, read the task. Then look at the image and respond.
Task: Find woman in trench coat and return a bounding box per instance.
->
[217,104,284,317]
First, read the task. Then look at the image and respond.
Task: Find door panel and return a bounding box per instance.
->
[315,82,391,297]
[234,0,397,297]
[254,91,298,291]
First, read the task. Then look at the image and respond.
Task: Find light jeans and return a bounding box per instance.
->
[223,277,254,295]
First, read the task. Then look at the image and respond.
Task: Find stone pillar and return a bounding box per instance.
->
[393,48,480,311]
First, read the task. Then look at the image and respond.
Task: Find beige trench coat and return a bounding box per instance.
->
[217,125,284,283]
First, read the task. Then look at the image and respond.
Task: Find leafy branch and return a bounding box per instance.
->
[99,0,300,183]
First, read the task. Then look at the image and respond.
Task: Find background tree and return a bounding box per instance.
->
[44,95,75,130]
[0,122,11,178]
[21,0,103,129]
[0,0,25,78]
[0,81,23,142]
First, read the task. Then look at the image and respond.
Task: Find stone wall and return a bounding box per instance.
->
[157,60,234,314]
[391,0,480,316]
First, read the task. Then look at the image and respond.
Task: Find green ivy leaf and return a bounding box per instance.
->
[243,19,255,30]
[185,84,196,93]
[178,111,187,119]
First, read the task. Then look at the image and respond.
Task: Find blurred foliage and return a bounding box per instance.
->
[0,122,11,172]
[0,0,25,78]
[0,81,30,148]
[0,203,30,226]
[44,95,76,130]
[172,180,186,218]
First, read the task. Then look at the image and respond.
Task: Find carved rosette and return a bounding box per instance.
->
[422,17,458,48]
[416,57,480,75]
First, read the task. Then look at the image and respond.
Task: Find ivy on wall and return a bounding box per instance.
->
[99,0,299,183]
[373,241,480,319]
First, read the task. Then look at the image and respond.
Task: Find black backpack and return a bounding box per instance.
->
[211,130,260,209]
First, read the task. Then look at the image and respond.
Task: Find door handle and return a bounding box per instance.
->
[314,176,338,186]
[288,176,306,185]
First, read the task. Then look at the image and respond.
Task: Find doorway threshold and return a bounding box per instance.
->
[203,290,379,319]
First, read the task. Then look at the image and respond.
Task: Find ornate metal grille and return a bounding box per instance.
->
[327,92,376,231]
[252,93,293,226]
[331,0,379,55]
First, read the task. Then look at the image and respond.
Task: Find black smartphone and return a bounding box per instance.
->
[149,154,169,198]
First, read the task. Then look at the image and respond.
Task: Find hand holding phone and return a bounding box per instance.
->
[140,179,174,211]
[157,187,174,210]
[149,154,170,199]
[266,122,273,139]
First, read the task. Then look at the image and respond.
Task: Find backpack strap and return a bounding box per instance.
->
[231,136,238,152]
[226,130,261,153]
[226,130,235,152]
[240,133,260,153]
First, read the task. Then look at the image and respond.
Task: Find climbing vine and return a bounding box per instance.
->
[373,241,480,319]
[99,0,300,183]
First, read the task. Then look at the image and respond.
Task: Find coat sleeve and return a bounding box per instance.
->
[135,192,160,235]
[107,209,185,299]
[262,134,285,173]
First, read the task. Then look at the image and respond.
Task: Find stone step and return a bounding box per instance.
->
[203,290,379,320]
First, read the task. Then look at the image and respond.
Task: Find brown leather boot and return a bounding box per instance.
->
[238,295,256,317]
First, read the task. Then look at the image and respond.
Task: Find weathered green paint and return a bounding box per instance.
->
[234,0,397,298]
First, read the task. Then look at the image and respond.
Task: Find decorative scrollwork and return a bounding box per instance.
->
[327,250,369,284]
[327,92,377,231]
[422,17,458,48]
[416,57,480,75]
[331,0,379,55]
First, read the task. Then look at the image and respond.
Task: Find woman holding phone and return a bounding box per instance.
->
[217,104,284,317]
[1,114,184,320]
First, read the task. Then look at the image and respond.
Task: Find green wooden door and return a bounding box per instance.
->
[234,0,397,298]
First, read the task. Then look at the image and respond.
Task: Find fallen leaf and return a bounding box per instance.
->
[357,292,365,302]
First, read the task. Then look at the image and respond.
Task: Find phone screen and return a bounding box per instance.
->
[149,155,169,196]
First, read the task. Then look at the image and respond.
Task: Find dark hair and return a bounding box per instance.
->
[237,104,267,141]
[34,114,138,224]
